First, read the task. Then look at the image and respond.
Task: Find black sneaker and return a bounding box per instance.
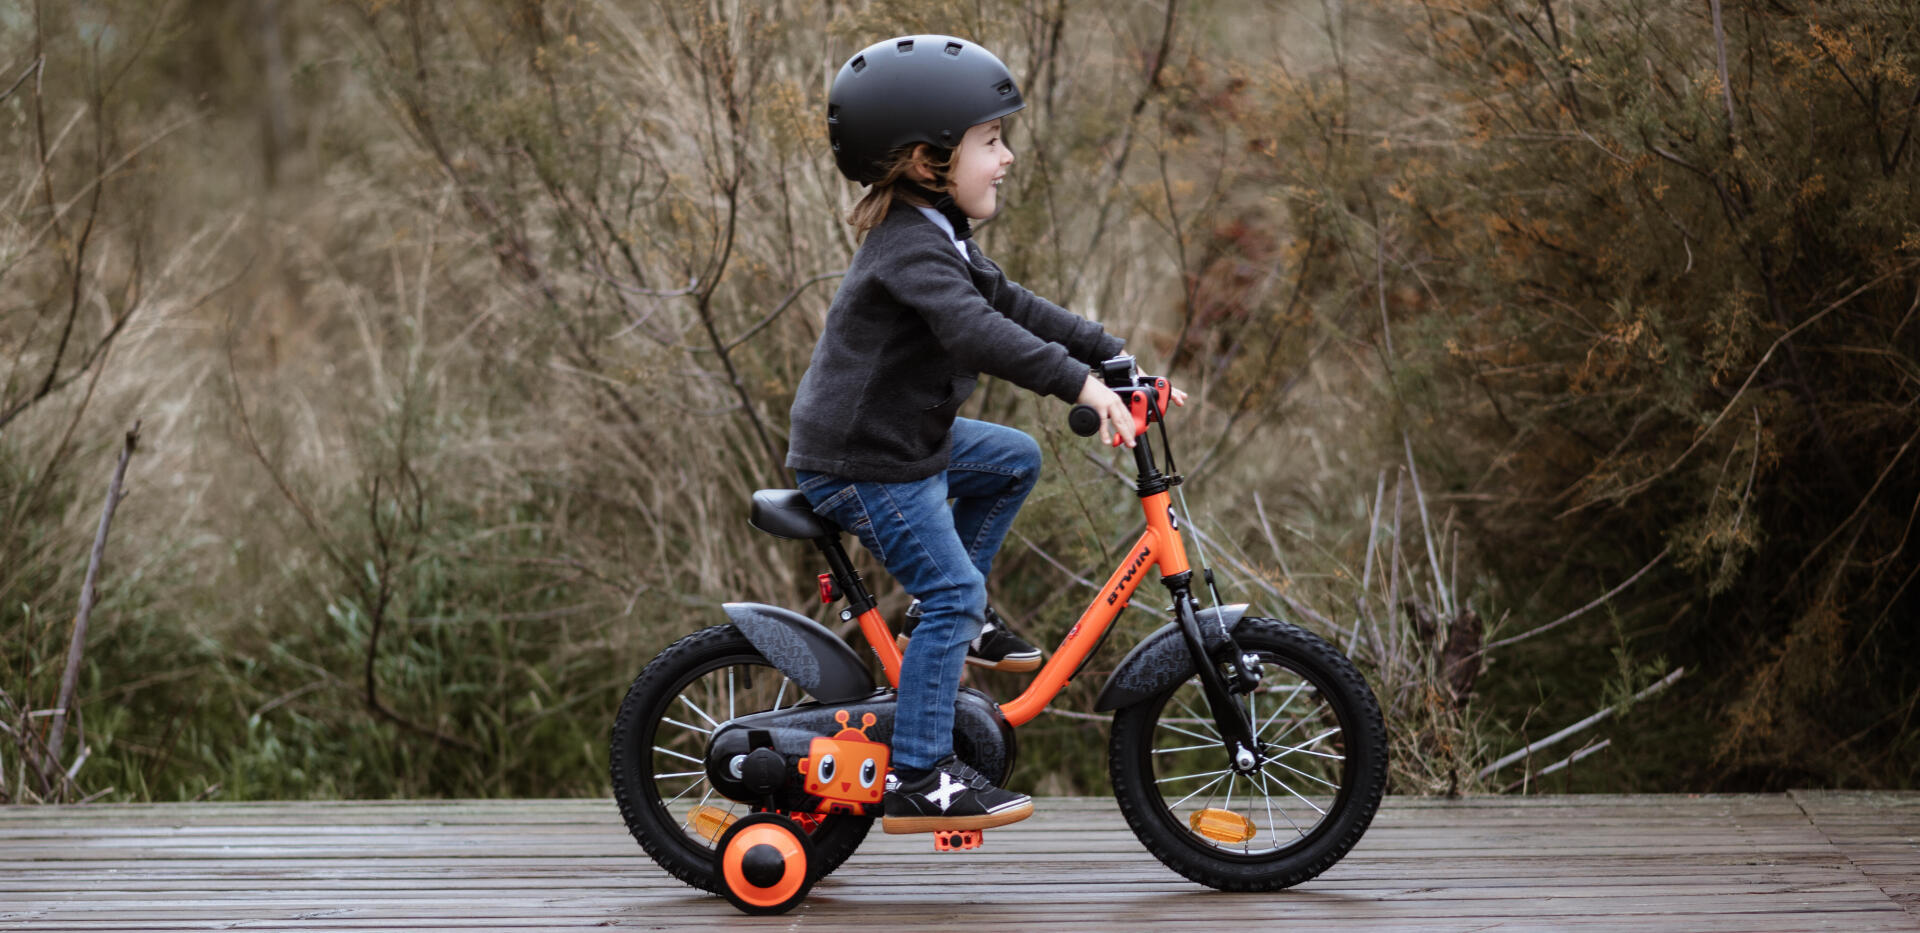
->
[897,601,1045,673]
[881,756,1034,834]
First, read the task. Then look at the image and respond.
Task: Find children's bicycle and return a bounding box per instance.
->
[609,355,1387,914]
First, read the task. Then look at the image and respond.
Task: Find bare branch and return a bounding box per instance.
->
[1477,544,1672,654]
[1501,738,1609,792]
[42,421,139,799]
[0,56,42,106]
[1707,0,1739,148]
[1480,668,1684,781]
[1403,434,1451,621]
[717,271,843,355]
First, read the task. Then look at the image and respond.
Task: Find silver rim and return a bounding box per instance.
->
[1146,654,1347,857]
[647,658,805,850]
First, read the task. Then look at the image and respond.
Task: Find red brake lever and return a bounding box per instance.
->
[1109,377,1173,446]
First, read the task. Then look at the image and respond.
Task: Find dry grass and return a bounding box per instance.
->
[2,0,1779,802]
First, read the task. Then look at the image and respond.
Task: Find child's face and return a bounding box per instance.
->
[947,118,1014,220]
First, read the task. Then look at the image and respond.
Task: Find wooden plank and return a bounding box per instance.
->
[0,794,1914,932]
[1795,789,1920,923]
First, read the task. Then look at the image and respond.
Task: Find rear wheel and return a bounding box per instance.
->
[610,625,871,892]
[1109,617,1387,891]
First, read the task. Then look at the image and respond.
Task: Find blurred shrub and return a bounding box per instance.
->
[1354,0,1919,787]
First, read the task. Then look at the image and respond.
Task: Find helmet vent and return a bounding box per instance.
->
[995,80,1014,96]
[850,55,866,73]
[896,38,914,54]
[944,41,963,56]
[827,103,840,123]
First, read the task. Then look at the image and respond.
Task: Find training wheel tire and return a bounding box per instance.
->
[715,813,817,915]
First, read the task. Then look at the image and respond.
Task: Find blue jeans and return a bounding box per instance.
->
[795,417,1042,773]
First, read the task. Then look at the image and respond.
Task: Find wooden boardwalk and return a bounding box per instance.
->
[2,792,1915,931]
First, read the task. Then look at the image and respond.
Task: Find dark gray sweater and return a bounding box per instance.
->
[786,204,1125,482]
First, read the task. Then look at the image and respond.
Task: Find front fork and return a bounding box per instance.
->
[1165,574,1265,775]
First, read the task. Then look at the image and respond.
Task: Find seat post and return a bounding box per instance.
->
[813,535,876,616]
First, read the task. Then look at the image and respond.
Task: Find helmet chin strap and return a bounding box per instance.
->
[897,179,973,241]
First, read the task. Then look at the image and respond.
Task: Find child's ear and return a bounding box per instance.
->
[906,144,937,184]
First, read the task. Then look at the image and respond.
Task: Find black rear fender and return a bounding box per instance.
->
[721,602,873,703]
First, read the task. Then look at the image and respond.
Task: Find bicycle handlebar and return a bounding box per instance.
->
[1067,354,1173,442]
[1068,404,1103,437]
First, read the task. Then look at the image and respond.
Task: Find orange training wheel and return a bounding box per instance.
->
[715,812,817,915]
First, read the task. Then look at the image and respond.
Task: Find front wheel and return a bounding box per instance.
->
[1109,617,1387,891]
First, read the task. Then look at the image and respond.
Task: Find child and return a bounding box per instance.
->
[787,34,1149,834]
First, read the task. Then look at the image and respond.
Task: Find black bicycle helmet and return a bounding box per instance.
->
[827,35,1026,185]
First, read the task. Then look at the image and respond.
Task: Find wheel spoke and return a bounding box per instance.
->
[661,776,709,806]
[677,694,721,730]
[1248,688,1258,748]
[1252,768,1278,846]
[660,715,712,737]
[1200,765,1232,814]
[1270,726,1345,761]
[1166,771,1230,810]
[1255,682,1311,735]
[1152,741,1224,755]
[1260,765,1329,815]
[1155,766,1235,785]
[1154,719,1227,747]
[652,769,707,780]
[1252,767,1306,841]
[652,745,705,765]
[1172,694,1223,739]
[1266,755,1340,790]
[1264,705,1321,747]
[772,678,789,711]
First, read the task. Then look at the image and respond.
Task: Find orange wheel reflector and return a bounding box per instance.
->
[690,805,736,843]
[1189,807,1257,844]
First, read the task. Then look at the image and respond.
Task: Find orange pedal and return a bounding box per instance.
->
[932,829,983,851]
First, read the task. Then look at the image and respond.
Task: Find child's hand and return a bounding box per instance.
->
[1077,374,1138,448]
[1169,385,1188,407]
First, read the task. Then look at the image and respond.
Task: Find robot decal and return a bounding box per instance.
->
[797,710,889,815]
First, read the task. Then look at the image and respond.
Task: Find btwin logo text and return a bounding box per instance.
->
[1107,545,1152,605]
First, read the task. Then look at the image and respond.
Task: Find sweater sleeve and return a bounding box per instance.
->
[884,240,1093,403]
[986,271,1127,365]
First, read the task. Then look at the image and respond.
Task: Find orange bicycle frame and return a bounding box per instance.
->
[851,489,1189,727]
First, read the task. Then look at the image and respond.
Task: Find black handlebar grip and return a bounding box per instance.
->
[1068,404,1102,437]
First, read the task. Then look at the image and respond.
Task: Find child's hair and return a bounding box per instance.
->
[847,144,956,238]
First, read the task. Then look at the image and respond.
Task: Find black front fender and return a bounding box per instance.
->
[1093,604,1250,712]
[721,602,874,703]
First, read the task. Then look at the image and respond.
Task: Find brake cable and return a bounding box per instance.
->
[1147,386,1225,613]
